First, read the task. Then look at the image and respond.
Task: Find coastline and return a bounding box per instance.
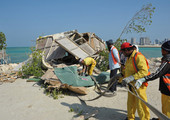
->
[138,45,161,48]
[5,46,162,63]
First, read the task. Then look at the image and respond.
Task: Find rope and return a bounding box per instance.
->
[77,73,123,101]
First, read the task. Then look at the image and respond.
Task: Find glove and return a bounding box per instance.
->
[122,75,134,86]
[135,78,146,89]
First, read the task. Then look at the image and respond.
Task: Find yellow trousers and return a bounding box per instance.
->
[88,62,96,75]
[127,84,150,120]
[162,94,170,118]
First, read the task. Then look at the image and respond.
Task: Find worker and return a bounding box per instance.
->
[118,44,139,85]
[79,57,96,76]
[135,40,170,119]
[121,42,150,120]
[106,39,120,95]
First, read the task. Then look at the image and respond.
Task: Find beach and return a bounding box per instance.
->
[1,0,170,119]
[0,56,163,120]
[0,72,161,120]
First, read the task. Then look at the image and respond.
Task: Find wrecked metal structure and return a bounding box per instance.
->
[36,30,106,68]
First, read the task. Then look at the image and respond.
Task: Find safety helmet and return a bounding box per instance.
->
[106,39,114,45]
[79,58,83,63]
[161,40,170,52]
[121,42,133,50]
[133,44,139,52]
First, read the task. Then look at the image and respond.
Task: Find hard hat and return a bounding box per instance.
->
[161,40,170,52]
[133,44,139,52]
[106,39,114,45]
[121,42,133,50]
[79,58,83,63]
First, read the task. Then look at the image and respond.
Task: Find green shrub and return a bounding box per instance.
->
[96,50,109,71]
[19,47,44,78]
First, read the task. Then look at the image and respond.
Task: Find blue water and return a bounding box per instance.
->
[139,47,162,58]
[6,47,32,63]
[5,47,162,63]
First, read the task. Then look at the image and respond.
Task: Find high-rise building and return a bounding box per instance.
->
[164,38,170,42]
[139,37,150,45]
[131,37,136,45]
[155,39,160,44]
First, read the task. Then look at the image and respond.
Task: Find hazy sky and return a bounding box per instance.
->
[0,0,170,47]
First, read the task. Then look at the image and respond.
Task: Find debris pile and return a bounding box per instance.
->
[34,30,107,94]
[36,30,106,69]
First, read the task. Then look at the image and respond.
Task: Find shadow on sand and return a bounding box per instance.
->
[61,101,140,120]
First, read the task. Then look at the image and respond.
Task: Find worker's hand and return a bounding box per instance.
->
[135,78,146,89]
[122,75,134,86]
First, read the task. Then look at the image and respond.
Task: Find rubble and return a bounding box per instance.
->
[36,30,106,68]
[32,30,106,94]
[0,71,18,84]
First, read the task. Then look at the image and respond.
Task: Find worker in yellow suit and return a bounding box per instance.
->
[121,42,150,120]
[79,57,96,76]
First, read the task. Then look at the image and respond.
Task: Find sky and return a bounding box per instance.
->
[0,0,170,47]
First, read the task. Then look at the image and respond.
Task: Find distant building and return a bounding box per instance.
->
[155,39,160,44]
[140,37,145,45]
[139,37,151,45]
[163,38,170,43]
[131,37,136,45]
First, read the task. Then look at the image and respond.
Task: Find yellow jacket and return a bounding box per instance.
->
[125,50,149,80]
[83,57,96,66]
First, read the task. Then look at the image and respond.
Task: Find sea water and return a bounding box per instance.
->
[139,47,162,58]
[6,47,32,63]
[5,47,162,63]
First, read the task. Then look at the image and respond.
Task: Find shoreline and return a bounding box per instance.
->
[138,45,161,48]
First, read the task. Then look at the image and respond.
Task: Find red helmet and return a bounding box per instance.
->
[121,42,133,50]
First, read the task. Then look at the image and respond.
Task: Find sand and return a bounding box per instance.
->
[0,77,161,120]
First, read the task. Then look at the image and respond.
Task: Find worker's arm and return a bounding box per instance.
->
[145,61,170,81]
[135,60,169,89]
[112,48,120,63]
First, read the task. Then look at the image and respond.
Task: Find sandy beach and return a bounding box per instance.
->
[0,76,161,120]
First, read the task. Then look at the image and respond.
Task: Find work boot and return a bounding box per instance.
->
[151,118,159,120]
[112,91,117,96]
[104,91,117,97]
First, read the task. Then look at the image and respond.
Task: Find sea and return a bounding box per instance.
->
[5,47,162,63]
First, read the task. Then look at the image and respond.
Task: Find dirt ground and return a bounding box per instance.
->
[0,77,161,120]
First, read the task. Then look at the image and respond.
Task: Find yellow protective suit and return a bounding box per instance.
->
[83,57,96,75]
[124,50,150,120]
[162,94,170,118]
